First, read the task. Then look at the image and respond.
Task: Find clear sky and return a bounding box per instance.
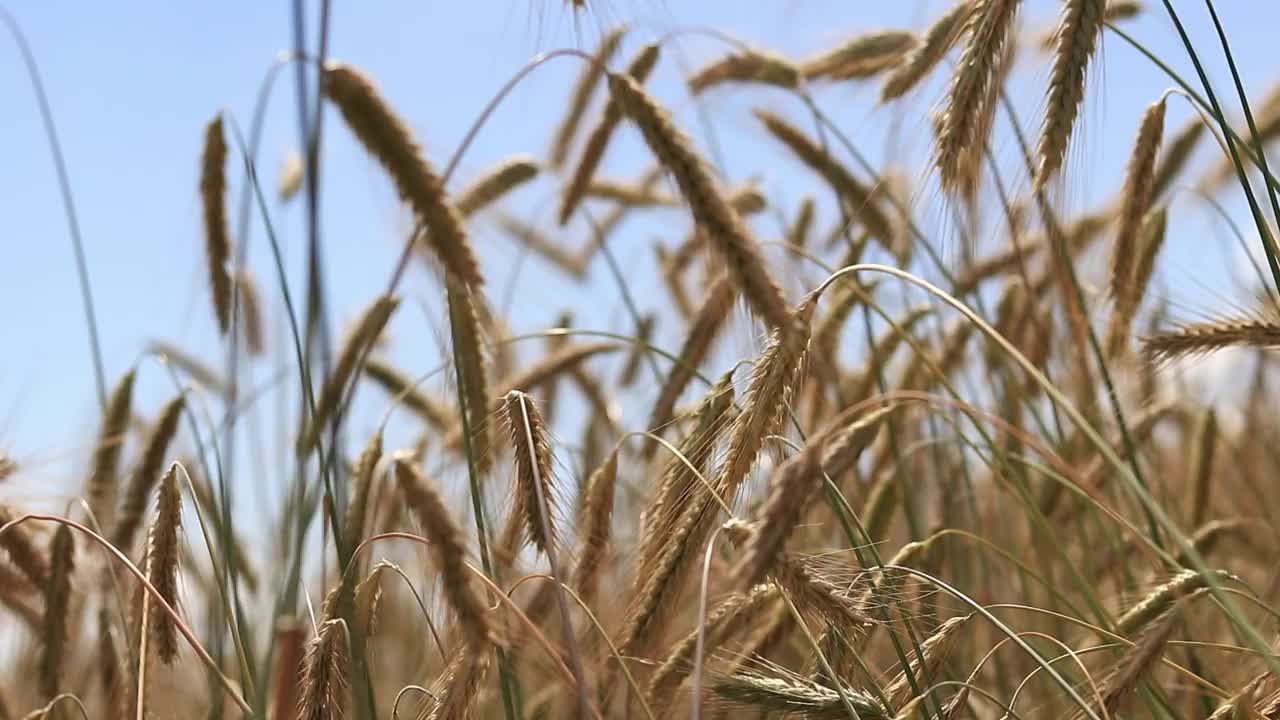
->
[3,1,1277,508]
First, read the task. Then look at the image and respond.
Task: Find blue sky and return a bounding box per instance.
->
[3,1,1278,508]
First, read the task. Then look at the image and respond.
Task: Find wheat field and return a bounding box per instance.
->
[4,1,1280,718]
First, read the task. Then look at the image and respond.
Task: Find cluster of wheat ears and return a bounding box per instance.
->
[5,0,1280,718]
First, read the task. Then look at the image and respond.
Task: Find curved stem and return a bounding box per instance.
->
[0,8,107,410]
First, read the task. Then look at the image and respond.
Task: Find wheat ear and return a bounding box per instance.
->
[549,25,626,169]
[144,463,182,664]
[296,618,351,720]
[455,155,539,216]
[570,448,617,607]
[1143,312,1280,362]
[755,109,893,243]
[607,70,792,332]
[803,30,919,80]
[881,1,975,101]
[86,369,137,532]
[113,394,184,551]
[935,0,1022,193]
[559,43,661,225]
[1110,98,1166,306]
[1036,0,1106,186]
[394,459,492,650]
[296,294,399,456]
[322,63,484,288]
[38,523,74,701]
[687,48,800,94]
[200,115,233,333]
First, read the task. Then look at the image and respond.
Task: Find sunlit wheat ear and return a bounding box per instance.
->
[559,42,661,225]
[455,155,540,216]
[1116,568,1234,635]
[87,368,137,532]
[734,406,891,590]
[723,520,873,634]
[234,269,265,356]
[342,430,383,551]
[1188,408,1218,527]
[296,618,350,720]
[200,115,233,333]
[645,274,735,450]
[501,391,558,555]
[145,463,182,664]
[687,48,800,94]
[113,393,184,552]
[361,358,456,430]
[1110,97,1165,304]
[647,583,780,714]
[754,109,893,244]
[394,459,493,650]
[353,561,392,638]
[710,671,889,718]
[881,0,975,101]
[427,647,489,720]
[638,372,736,565]
[1075,608,1177,719]
[322,63,483,288]
[883,614,971,708]
[0,505,48,586]
[1037,0,1143,49]
[1142,312,1280,362]
[296,294,399,456]
[803,30,920,80]
[607,71,792,332]
[1036,0,1106,186]
[956,34,1018,204]
[549,25,626,170]
[38,523,74,702]
[1151,115,1204,200]
[617,300,815,668]
[714,296,816,502]
[446,279,494,475]
[584,177,679,207]
[571,448,616,607]
[935,0,1022,194]
[1105,206,1166,355]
